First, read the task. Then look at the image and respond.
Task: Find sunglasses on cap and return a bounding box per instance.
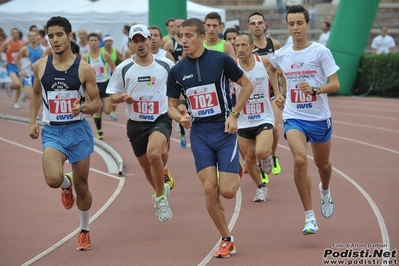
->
[249,20,265,26]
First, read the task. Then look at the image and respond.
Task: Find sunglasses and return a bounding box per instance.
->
[249,20,265,26]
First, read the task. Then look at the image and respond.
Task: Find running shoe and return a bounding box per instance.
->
[96,130,103,140]
[253,186,268,202]
[180,135,187,148]
[164,168,174,190]
[108,113,117,121]
[259,165,269,184]
[260,155,273,174]
[302,215,318,235]
[271,156,281,175]
[319,183,334,218]
[76,230,92,251]
[155,196,172,222]
[13,102,20,109]
[61,173,74,210]
[214,240,236,258]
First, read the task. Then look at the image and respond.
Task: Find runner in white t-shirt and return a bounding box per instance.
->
[106,24,175,222]
[234,33,278,203]
[270,5,340,236]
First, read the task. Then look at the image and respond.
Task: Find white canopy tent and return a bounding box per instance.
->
[0,0,226,52]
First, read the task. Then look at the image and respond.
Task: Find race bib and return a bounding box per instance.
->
[288,88,319,110]
[186,84,221,118]
[48,90,80,122]
[131,93,161,122]
[93,66,105,82]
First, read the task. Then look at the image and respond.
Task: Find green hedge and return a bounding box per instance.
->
[353,53,399,97]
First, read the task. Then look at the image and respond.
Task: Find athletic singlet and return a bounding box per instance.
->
[27,45,43,66]
[101,47,117,65]
[236,55,275,129]
[252,37,275,58]
[41,54,86,125]
[171,37,183,62]
[6,40,23,64]
[86,50,109,83]
[154,49,167,58]
[203,39,225,52]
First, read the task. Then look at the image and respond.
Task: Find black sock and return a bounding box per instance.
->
[258,183,265,188]
[93,115,102,130]
[221,236,231,242]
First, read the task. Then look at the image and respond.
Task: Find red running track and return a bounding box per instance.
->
[0,90,398,266]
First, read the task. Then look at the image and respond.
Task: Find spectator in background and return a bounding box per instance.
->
[318,21,331,46]
[276,0,285,15]
[371,26,396,54]
[309,4,317,40]
[309,4,317,28]
[285,0,296,12]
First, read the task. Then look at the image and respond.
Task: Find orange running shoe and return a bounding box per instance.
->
[61,173,74,210]
[214,240,236,258]
[164,168,175,190]
[76,230,92,251]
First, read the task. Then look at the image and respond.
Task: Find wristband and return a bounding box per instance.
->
[178,99,186,105]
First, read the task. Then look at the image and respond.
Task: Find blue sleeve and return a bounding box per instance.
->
[223,55,244,83]
[167,67,181,99]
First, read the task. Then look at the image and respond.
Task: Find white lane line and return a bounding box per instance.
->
[333,135,399,155]
[333,120,399,133]
[0,137,125,266]
[330,104,399,113]
[332,111,399,121]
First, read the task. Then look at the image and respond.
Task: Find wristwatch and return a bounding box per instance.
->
[80,104,85,113]
[231,111,240,119]
[311,87,318,96]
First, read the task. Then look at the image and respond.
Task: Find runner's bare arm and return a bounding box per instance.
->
[79,61,101,114]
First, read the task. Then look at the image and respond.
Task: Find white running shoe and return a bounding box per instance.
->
[253,186,268,202]
[155,197,172,222]
[13,102,20,109]
[319,183,334,218]
[302,215,318,235]
[260,156,273,174]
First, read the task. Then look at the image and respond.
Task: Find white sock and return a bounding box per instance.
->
[79,209,91,231]
[230,236,234,242]
[305,210,315,219]
[319,182,330,197]
[61,175,71,189]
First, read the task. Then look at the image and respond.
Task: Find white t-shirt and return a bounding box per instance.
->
[235,55,275,129]
[371,35,396,54]
[318,31,330,46]
[106,55,174,122]
[270,42,340,121]
[121,35,129,57]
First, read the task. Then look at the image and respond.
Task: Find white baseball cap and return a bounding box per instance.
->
[129,24,151,39]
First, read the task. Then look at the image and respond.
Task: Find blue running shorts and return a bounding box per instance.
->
[42,119,94,163]
[284,117,332,143]
[6,64,19,75]
[190,122,240,173]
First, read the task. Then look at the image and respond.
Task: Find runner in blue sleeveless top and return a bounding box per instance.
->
[29,16,101,251]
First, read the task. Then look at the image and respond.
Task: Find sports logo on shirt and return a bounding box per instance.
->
[138,76,156,86]
[290,62,305,69]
